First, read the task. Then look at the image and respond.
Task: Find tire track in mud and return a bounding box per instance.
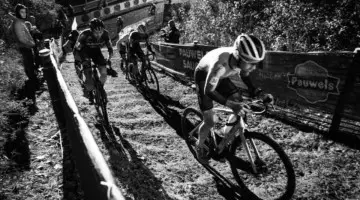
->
[60,55,239,200]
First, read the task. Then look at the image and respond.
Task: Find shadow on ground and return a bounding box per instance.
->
[266,108,360,150]
[96,122,173,200]
[58,127,85,200]
[138,87,253,200]
[0,77,48,199]
[138,87,186,139]
[2,78,46,171]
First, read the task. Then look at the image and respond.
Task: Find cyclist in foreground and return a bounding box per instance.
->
[194,34,266,164]
[74,18,113,104]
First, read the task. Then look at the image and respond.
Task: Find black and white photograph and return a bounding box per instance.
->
[0,0,359,199]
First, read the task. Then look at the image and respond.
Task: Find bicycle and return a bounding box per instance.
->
[125,42,159,93]
[89,59,111,126]
[181,95,296,200]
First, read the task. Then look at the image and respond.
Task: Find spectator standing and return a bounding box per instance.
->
[112,16,124,42]
[161,20,180,43]
[10,4,38,110]
[116,16,124,36]
[272,35,288,51]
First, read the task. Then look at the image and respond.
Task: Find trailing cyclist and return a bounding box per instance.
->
[74,18,113,104]
[194,33,267,164]
[62,29,82,79]
[115,21,130,72]
[128,23,155,82]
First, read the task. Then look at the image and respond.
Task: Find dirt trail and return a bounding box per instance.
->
[60,56,234,200]
[60,54,360,200]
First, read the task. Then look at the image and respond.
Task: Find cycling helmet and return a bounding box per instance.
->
[89,18,105,31]
[234,34,265,63]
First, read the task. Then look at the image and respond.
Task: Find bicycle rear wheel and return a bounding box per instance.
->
[229,131,296,200]
[144,67,159,93]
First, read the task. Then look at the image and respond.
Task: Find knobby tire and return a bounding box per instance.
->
[94,81,109,126]
[144,67,159,93]
[229,131,296,200]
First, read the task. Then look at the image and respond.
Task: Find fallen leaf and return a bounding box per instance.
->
[36,155,46,160]
[54,164,62,169]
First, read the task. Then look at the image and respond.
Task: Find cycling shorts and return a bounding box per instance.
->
[79,47,107,69]
[194,68,239,111]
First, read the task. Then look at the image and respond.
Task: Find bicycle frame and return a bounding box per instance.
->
[125,53,148,76]
[213,107,261,174]
[183,100,296,199]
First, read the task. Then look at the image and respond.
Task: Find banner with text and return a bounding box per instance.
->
[151,42,360,121]
[151,42,216,77]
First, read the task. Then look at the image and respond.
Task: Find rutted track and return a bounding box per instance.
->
[60,54,360,200]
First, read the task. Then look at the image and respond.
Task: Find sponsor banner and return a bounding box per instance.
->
[151,42,216,77]
[287,61,340,103]
[74,0,155,21]
[153,45,359,117]
[248,51,355,113]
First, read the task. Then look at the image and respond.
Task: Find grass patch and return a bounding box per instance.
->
[0,48,29,156]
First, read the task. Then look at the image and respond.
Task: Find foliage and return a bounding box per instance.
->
[0,49,28,132]
[178,0,360,52]
[0,0,61,45]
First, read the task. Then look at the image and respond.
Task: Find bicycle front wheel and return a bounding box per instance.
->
[144,67,159,93]
[229,131,296,200]
[94,83,109,126]
[126,63,137,83]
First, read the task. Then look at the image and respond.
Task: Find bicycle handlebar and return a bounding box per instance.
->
[214,94,275,115]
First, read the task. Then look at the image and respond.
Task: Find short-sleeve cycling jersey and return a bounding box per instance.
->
[76,29,113,68]
[194,47,243,111]
[77,29,112,50]
[116,29,131,55]
[129,31,147,50]
[128,31,151,60]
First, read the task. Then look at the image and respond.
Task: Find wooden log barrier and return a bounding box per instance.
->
[39,48,125,200]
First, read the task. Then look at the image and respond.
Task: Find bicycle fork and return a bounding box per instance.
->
[238,117,261,174]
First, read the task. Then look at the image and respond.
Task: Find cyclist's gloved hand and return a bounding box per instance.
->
[249,87,263,99]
